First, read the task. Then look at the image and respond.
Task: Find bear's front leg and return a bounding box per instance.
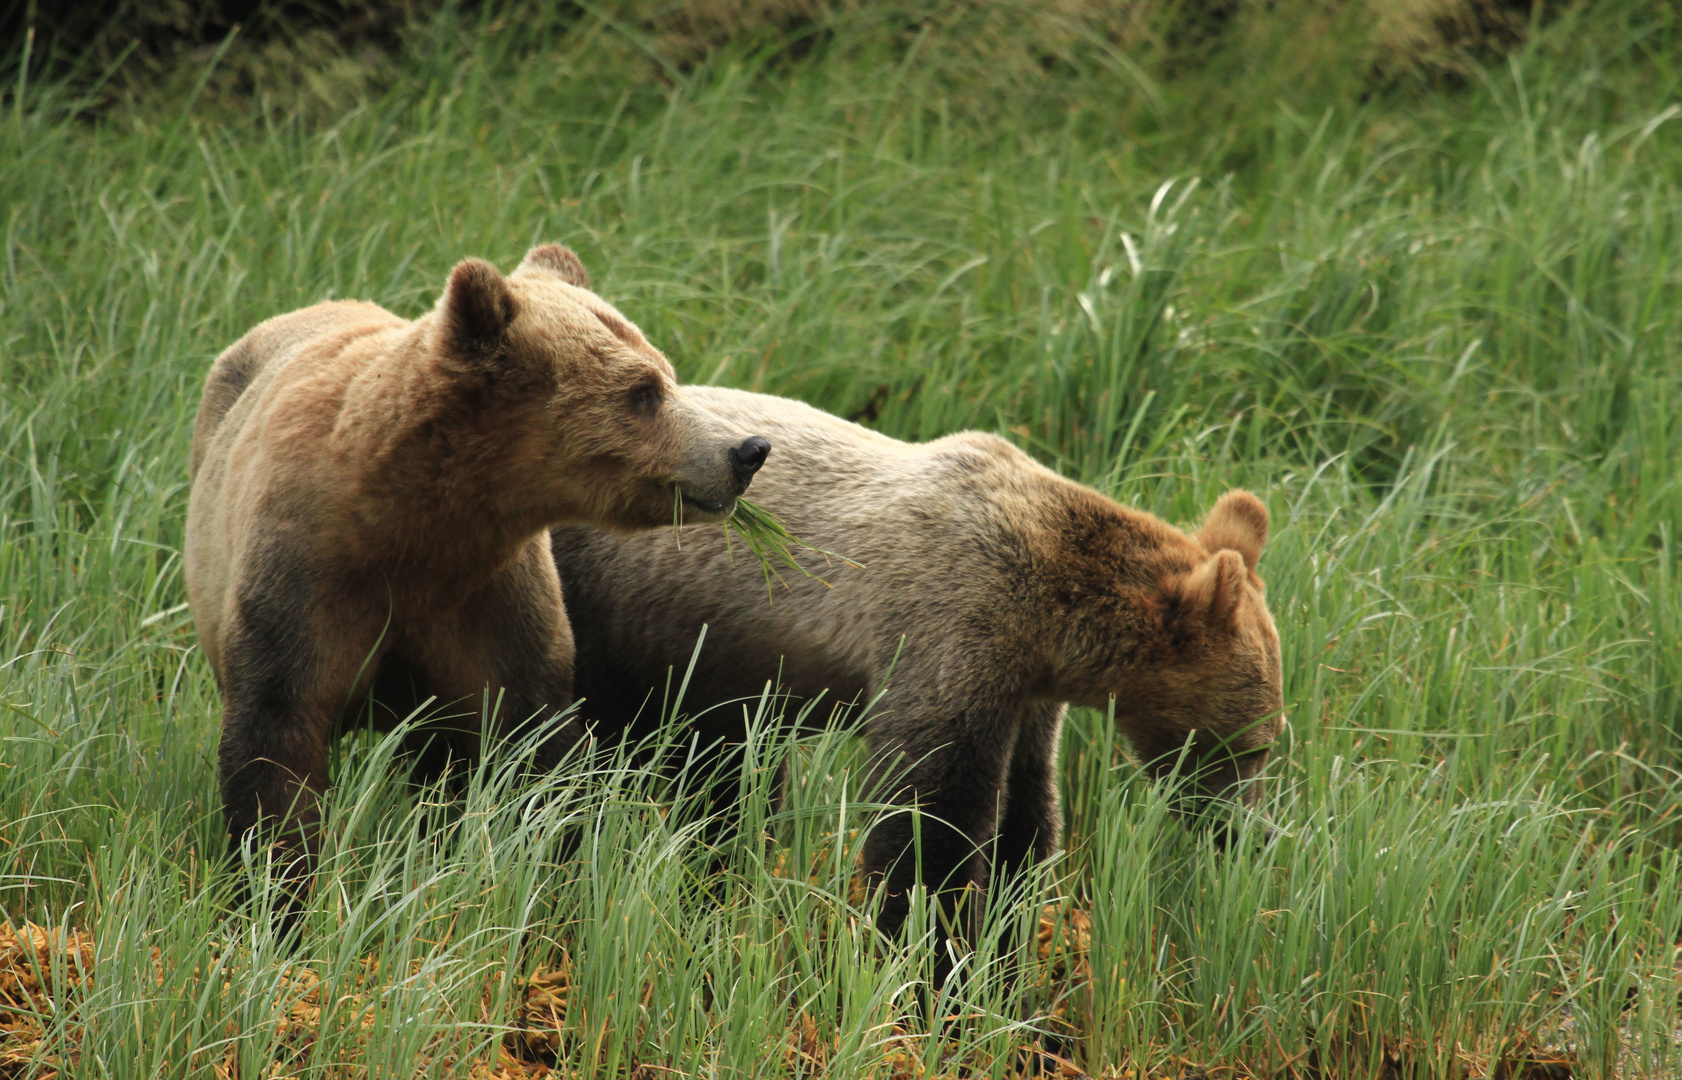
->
[398,536,579,787]
[990,700,1066,883]
[860,685,1021,978]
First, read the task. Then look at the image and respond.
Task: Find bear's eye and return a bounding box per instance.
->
[629,383,661,415]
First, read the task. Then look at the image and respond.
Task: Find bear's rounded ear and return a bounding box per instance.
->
[1176,549,1248,632]
[439,257,516,357]
[515,244,591,289]
[1198,489,1268,571]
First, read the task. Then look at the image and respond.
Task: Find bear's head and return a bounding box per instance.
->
[1107,490,1284,814]
[426,244,769,529]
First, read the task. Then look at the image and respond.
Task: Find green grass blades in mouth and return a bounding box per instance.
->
[672,490,862,600]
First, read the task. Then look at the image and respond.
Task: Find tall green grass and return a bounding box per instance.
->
[2,2,1680,1076]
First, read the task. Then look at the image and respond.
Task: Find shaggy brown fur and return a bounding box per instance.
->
[185,245,769,916]
[552,387,1282,952]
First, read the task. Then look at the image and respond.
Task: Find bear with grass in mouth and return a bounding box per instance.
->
[552,387,1283,947]
[185,245,770,897]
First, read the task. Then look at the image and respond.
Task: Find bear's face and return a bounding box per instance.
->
[429,245,766,530]
[1111,491,1285,811]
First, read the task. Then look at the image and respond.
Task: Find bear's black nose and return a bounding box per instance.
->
[730,436,770,481]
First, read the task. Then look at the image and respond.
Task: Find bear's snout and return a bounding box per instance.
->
[729,437,771,485]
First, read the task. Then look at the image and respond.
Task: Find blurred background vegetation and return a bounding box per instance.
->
[5,0,1565,132]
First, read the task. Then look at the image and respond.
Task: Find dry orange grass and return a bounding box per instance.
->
[0,908,1096,1080]
[0,923,94,1080]
[0,902,1587,1077]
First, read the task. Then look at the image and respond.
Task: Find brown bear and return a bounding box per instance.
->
[185,245,770,897]
[551,386,1282,945]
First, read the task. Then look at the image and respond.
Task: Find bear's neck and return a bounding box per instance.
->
[1027,483,1193,707]
[337,355,559,598]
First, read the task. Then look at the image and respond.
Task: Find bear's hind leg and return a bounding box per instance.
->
[402,720,482,798]
[219,712,334,860]
[217,564,389,938]
[219,692,342,939]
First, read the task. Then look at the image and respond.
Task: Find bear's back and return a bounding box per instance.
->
[190,300,397,479]
[553,386,1072,728]
[678,386,1039,535]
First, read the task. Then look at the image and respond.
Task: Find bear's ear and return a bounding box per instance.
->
[1175,549,1249,632]
[1198,489,1268,571]
[439,257,516,358]
[515,244,591,289]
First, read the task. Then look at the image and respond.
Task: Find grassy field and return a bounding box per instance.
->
[3,2,1682,1076]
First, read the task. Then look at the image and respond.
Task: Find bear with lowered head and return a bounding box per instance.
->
[552,386,1283,949]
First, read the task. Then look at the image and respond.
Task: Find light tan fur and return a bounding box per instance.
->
[185,246,768,905]
[552,387,1283,945]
